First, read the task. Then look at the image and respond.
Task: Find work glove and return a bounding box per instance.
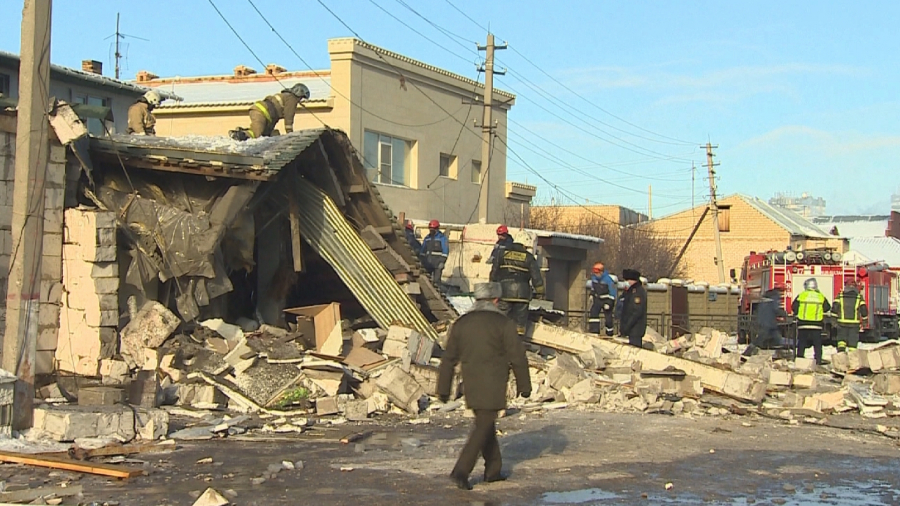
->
[439,395,449,403]
[520,391,531,399]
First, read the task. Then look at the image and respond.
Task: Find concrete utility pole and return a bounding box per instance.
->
[476,33,505,224]
[704,142,725,284]
[4,0,52,430]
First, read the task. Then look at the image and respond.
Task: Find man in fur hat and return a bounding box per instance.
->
[620,269,647,348]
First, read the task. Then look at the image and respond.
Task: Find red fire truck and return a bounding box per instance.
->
[737,248,899,343]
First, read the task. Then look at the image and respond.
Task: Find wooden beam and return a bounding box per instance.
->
[374,225,394,236]
[289,195,304,272]
[348,184,367,194]
[0,450,144,479]
[92,153,273,181]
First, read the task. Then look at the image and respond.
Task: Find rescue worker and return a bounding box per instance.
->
[437,282,531,490]
[619,269,647,348]
[792,278,831,365]
[420,220,449,288]
[487,224,514,264]
[404,220,421,256]
[587,262,616,336]
[743,283,787,356]
[230,83,310,140]
[126,90,161,136]
[490,240,544,336]
[832,280,868,352]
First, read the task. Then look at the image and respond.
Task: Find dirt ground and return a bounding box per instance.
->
[2,409,899,505]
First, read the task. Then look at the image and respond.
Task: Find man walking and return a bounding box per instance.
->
[619,269,647,348]
[438,282,531,490]
[743,283,786,356]
[420,220,449,288]
[792,278,831,365]
[587,262,617,336]
[490,240,544,336]
[832,280,867,352]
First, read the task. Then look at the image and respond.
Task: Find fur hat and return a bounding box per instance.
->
[622,269,641,281]
[473,282,501,300]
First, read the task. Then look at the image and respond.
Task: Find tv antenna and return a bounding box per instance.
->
[104,13,149,79]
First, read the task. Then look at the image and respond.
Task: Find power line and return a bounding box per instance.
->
[444,0,488,33]
[368,0,475,64]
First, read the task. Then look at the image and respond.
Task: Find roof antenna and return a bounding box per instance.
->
[104,13,148,79]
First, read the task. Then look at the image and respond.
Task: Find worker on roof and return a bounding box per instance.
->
[420,220,449,289]
[126,90,161,136]
[619,269,647,348]
[490,239,544,336]
[587,262,617,336]
[792,278,831,365]
[230,84,310,141]
[487,225,515,265]
[832,280,868,352]
[743,283,787,357]
[405,220,421,256]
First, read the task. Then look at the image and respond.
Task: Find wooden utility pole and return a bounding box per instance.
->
[4,0,52,430]
[648,185,652,220]
[704,142,725,284]
[114,13,121,79]
[476,33,505,224]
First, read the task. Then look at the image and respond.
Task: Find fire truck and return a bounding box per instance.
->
[737,248,899,343]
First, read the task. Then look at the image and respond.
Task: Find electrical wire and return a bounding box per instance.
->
[368,0,474,64]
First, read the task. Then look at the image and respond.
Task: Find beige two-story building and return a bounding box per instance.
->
[141,38,517,224]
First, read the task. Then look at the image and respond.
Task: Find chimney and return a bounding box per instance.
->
[265,64,287,76]
[82,60,103,75]
[136,70,158,83]
[234,65,257,78]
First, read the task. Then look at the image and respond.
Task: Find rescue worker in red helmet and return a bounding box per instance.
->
[832,279,868,352]
[404,220,421,256]
[586,262,617,336]
[420,220,449,290]
[487,224,515,265]
[490,238,544,336]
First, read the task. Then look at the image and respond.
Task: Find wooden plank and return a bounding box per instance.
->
[0,450,143,479]
[348,184,367,194]
[91,153,273,181]
[289,196,304,272]
[340,430,374,444]
[374,226,394,235]
[68,441,169,461]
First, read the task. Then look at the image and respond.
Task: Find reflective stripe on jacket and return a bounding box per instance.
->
[796,290,826,322]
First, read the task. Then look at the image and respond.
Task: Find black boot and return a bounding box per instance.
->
[450,473,472,490]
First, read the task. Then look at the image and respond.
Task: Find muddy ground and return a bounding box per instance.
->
[2,409,899,505]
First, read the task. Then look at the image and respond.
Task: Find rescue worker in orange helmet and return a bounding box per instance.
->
[420,220,449,289]
[487,224,514,265]
[586,262,617,336]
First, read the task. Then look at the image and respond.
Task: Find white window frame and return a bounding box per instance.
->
[470,159,482,184]
[363,130,412,187]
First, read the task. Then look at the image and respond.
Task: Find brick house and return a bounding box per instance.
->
[647,194,848,284]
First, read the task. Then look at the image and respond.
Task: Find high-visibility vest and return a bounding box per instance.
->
[797,290,826,322]
[837,293,865,324]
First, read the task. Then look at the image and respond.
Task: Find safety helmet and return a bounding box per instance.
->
[592,262,604,274]
[773,281,786,291]
[844,279,857,288]
[289,83,311,100]
[803,278,818,291]
[496,224,509,236]
[143,90,161,107]
[428,219,440,229]
[405,221,414,230]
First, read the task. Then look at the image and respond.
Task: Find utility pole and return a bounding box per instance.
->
[5,0,52,430]
[704,142,725,284]
[476,33,505,224]
[648,185,652,220]
[114,13,121,79]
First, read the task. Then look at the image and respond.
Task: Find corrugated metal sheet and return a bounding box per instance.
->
[740,195,833,239]
[153,76,332,108]
[294,178,439,342]
[848,237,900,267]
[812,215,889,238]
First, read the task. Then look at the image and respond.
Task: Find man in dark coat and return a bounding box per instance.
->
[619,269,647,348]
[490,242,544,336]
[743,284,787,356]
[438,282,531,490]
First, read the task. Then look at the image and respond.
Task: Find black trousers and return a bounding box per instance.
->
[627,329,644,348]
[797,328,824,365]
[498,300,529,335]
[452,410,501,480]
[588,297,614,336]
[836,324,860,350]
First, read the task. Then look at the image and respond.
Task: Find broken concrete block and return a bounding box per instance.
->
[677,376,704,397]
[316,396,339,416]
[808,390,845,411]
[793,357,816,371]
[793,374,817,390]
[866,349,885,372]
[192,488,230,506]
[768,370,793,387]
[830,352,849,373]
[375,365,424,414]
[135,408,169,440]
[874,374,900,395]
[33,405,135,442]
[120,301,179,368]
[548,353,584,390]
[699,329,726,359]
[567,378,600,404]
[387,326,417,343]
[367,392,389,414]
[343,399,369,421]
[877,347,900,370]
[142,347,165,372]
[78,386,124,406]
[382,338,407,359]
[408,332,434,365]
[715,353,742,371]
[782,392,805,408]
[578,346,608,370]
[409,364,440,396]
[128,370,161,408]
[99,359,129,386]
[846,350,866,372]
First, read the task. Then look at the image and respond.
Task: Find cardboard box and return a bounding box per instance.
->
[284,303,341,354]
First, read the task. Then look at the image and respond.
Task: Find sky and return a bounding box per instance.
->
[2,0,899,216]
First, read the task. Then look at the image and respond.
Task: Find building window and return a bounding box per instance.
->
[471,160,482,184]
[0,73,10,96]
[363,130,411,186]
[717,205,731,232]
[439,153,456,179]
[74,93,110,136]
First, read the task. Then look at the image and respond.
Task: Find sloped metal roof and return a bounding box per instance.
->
[738,194,834,239]
[812,215,889,238]
[848,237,900,267]
[152,75,332,109]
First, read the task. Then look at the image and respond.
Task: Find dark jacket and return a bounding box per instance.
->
[405,228,421,255]
[437,305,531,410]
[757,289,786,330]
[620,280,647,338]
[487,235,514,264]
[490,242,544,302]
[257,91,300,132]
[832,287,868,325]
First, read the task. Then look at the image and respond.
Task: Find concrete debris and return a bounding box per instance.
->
[120,301,180,368]
[32,405,168,442]
[375,365,425,415]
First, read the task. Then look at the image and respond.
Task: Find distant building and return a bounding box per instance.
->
[768,192,826,218]
[892,188,900,213]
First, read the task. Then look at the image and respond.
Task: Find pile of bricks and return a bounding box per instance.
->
[55,208,119,377]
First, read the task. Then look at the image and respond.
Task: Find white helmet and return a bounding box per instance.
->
[143,90,161,107]
[803,278,818,291]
